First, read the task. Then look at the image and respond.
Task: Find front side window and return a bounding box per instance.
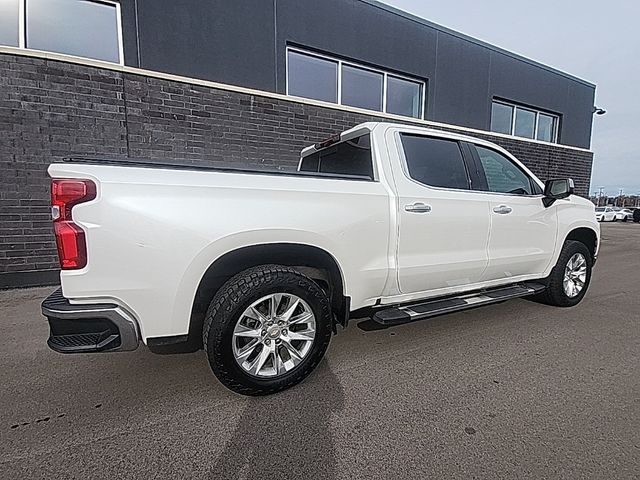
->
[287,48,425,119]
[475,145,533,195]
[400,134,469,190]
[0,0,122,63]
[299,134,373,179]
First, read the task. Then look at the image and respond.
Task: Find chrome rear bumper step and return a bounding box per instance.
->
[372,282,546,326]
[42,288,139,353]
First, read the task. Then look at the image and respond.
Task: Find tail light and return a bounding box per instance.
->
[51,179,97,269]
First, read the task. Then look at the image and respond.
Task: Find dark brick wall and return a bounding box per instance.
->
[0,53,594,288]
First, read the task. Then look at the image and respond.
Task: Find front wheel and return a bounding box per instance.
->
[202,265,333,396]
[535,240,593,307]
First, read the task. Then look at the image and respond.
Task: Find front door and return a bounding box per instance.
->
[470,144,558,281]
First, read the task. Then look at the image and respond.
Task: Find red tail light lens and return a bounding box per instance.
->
[51,179,97,269]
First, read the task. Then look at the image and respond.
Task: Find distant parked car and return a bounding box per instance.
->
[614,208,634,222]
[595,207,616,222]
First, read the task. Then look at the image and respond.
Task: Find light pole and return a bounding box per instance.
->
[597,186,605,206]
[618,188,624,207]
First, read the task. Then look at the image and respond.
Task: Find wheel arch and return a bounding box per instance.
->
[186,243,348,350]
[564,227,598,260]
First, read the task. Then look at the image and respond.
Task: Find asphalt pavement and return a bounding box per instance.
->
[1,223,639,479]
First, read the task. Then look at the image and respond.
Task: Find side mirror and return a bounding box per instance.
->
[543,178,574,207]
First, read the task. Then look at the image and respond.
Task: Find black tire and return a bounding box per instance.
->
[634,210,640,223]
[535,240,593,307]
[202,264,332,396]
[612,216,617,222]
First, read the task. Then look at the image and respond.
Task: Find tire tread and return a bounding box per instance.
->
[202,264,332,396]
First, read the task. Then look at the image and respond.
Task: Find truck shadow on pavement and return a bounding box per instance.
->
[210,360,345,480]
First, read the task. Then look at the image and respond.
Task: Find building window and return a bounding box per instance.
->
[0,0,20,47]
[287,50,338,103]
[491,100,559,143]
[0,0,123,64]
[341,64,383,111]
[387,75,422,118]
[287,47,425,119]
[536,113,557,142]
[514,107,536,139]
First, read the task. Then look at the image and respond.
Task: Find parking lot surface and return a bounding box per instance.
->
[1,223,639,479]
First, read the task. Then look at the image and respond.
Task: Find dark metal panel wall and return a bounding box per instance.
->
[117,0,595,148]
[131,0,276,91]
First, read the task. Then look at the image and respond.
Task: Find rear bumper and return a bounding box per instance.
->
[42,288,139,353]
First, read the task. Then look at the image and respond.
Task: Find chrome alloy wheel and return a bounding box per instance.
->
[232,293,316,378]
[563,253,587,298]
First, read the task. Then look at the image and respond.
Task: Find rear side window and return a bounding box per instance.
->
[474,146,533,195]
[400,134,469,190]
[299,134,373,179]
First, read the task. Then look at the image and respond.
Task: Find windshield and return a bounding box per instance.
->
[595,207,605,212]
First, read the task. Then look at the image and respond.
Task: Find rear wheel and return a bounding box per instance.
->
[535,240,592,307]
[202,265,332,396]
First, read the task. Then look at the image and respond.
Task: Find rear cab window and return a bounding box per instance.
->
[299,133,374,180]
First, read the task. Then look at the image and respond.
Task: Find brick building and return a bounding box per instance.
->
[0,0,596,288]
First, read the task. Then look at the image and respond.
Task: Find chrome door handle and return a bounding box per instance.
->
[405,202,432,213]
[493,205,513,214]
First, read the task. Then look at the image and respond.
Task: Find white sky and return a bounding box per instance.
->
[381,0,640,196]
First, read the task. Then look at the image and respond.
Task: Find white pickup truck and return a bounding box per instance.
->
[43,122,599,395]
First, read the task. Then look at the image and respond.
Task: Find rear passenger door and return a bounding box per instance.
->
[390,132,491,295]
[468,144,557,281]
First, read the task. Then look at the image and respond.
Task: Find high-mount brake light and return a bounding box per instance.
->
[314,134,341,150]
[51,179,97,270]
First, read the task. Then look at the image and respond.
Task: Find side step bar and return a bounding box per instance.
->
[372,282,546,326]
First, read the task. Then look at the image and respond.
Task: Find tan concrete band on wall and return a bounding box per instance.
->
[0,46,593,154]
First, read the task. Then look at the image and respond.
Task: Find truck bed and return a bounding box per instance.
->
[60,156,372,181]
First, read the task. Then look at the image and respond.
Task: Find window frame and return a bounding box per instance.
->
[286,46,426,120]
[467,142,543,197]
[491,99,559,143]
[2,0,124,65]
